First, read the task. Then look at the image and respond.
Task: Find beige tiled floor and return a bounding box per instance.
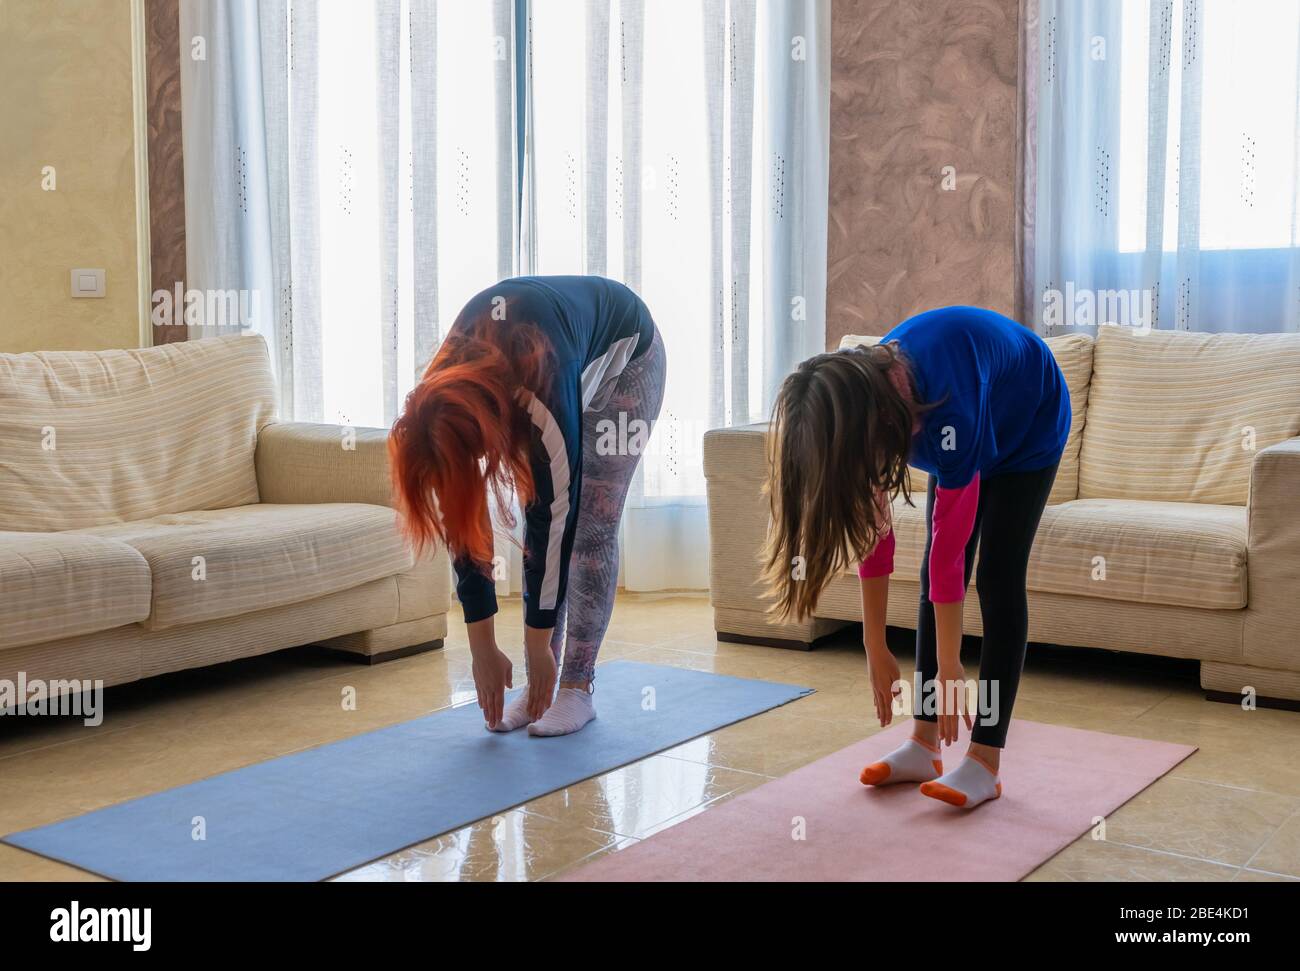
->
[2,593,1298,882]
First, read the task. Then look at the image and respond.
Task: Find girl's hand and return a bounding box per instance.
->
[865,646,902,727]
[934,661,973,746]
[471,646,514,729]
[524,641,558,721]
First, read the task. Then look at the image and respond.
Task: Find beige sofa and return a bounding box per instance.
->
[704,326,1300,705]
[0,335,450,698]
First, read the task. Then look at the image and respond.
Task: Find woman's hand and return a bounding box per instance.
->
[859,573,896,726]
[523,625,558,722]
[934,661,973,746]
[471,645,514,729]
[524,643,557,721]
[865,645,902,727]
[466,616,512,729]
[932,600,970,745]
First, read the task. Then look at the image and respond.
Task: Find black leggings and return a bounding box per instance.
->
[914,463,1058,748]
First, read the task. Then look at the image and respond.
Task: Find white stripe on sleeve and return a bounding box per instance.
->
[517,390,571,611]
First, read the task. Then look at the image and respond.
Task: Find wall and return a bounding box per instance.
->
[825,0,1020,347]
[145,0,187,345]
[0,0,145,354]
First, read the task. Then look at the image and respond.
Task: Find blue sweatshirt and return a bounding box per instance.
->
[885,306,1070,489]
[450,276,655,630]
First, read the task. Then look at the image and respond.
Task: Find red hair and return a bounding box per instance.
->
[388,315,550,566]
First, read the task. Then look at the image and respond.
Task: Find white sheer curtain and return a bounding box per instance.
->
[181,0,830,592]
[182,0,516,423]
[1028,0,1300,335]
[526,0,830,590]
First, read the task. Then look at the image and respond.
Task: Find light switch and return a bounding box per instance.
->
[71,268,106,298]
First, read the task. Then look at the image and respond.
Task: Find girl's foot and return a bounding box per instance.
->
[486,693,534,733]
[919,752,1001,808]
[528,687,596,736]
[860,734,943,786]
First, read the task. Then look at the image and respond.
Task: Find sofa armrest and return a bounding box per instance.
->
[703,422,772,612]
[255,421,394,507]
[702,423,769,587]
[703,422,850,645]
[256,421,452,630]
[1244,435,1300,670]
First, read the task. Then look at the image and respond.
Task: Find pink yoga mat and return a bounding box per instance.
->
[563,720,1196,882]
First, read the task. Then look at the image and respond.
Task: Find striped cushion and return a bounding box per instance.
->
[1043,334,1093,503]
[837,335,883,350]
[1027,499,1247,610]
[850,495,1245,610]
[0,336,276,531]
[72,503,414,630]
[0,531,152,650]
[1078,327,1300,504]
[878,493,929,578]
[837,331,1094,504]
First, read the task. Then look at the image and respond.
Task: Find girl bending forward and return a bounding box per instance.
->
[390,276,666,736]
[764,306,1069,809]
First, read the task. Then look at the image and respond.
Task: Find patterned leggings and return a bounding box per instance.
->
[546,328,667,685]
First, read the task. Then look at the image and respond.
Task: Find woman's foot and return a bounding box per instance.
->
[486,693,534,733]
[919,751,1001,808]
[860,734,943,786]
[528,686,596,736]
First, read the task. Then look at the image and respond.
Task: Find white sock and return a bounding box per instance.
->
[527,687,596,737]
[859,735,943,786]
[486,692,534,733]
[920,754,1001,809]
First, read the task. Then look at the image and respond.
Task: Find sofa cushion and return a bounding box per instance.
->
[71,503,414,630]
[1027,499,1247,610]
[0,335,276,532]
[0,532,152,650]
[837,331,1094,505]
[1078,327,1300,504]
[1042,334,1094,504]
[862,496,1246,611]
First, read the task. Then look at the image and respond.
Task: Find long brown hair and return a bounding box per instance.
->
[388,312,550,567]
[760,342,931,621]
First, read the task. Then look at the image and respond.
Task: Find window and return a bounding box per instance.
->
[1116,0,1300,253]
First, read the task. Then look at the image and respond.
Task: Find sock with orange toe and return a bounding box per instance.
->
[859,735,943,786]
[920,752,1001,808]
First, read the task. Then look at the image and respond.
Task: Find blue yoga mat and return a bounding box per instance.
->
[4,660,812,881]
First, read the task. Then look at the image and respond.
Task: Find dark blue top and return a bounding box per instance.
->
[884,306,1070,488]
[449,276,655,630]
